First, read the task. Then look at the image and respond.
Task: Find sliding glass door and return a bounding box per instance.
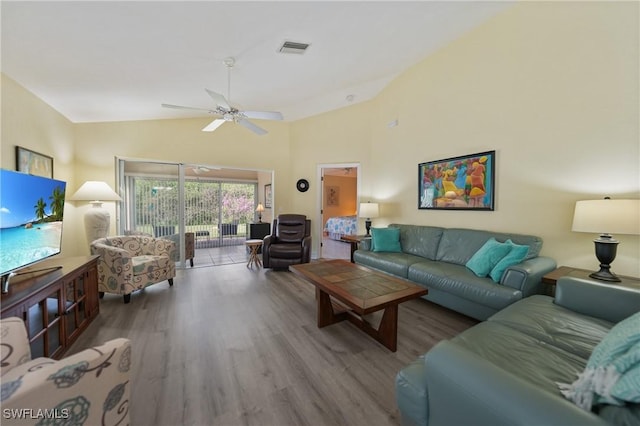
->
[117,159,259,267]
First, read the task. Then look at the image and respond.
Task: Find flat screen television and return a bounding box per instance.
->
[0,169,66,289]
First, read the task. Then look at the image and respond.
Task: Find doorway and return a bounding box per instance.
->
[317,163,360,260]
[116,158,273,268]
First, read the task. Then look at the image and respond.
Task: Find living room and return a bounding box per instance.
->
[1,1,637,277]
[1,1,638,425]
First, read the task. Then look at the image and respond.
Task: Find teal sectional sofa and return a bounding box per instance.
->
[353,224,557,320]
[396,274,640,426]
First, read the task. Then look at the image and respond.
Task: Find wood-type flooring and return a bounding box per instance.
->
[67,261,477,426]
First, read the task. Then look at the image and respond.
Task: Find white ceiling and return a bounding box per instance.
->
[1,1,512,124]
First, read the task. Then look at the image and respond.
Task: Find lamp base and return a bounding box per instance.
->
[589,269,621,283]
[365,219,372,236]
[589,236,621,283]
[84,202,111,245]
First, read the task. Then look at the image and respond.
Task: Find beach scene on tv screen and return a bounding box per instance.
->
[0,170,66,275]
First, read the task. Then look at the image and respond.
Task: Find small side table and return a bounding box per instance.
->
[248,223,270,253]
[340,235,369,263]
[542,266,640,296]
[245,239,263,269]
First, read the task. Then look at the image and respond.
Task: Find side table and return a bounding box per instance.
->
[248,222,270,253]
[542,266,640,296]
[340,235,370,263]
[245,239,263,269]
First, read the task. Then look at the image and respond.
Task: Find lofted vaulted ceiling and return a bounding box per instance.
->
[1,1,512,124]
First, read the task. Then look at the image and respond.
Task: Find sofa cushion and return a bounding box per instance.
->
[599,403,640,426]
[489,295,613,360]
[371,227,402,253]
[269,243,305,259]
[465,237,512,277]
[489,239,530,282]
[390,224,443,260]
[131,255,172,275]
[408,260,522,310]
[436,228,543,265]
[352,252,424,279]
[451,321,588,393]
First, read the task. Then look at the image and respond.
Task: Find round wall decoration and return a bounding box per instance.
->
[296,179,309,192]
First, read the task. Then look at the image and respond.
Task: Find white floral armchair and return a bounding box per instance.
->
[91,235,176,304]
[0,317,131,425]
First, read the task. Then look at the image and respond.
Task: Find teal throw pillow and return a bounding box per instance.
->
[558,311,640,410]
[465,238,512,277]
[371,227,402,253]
[489,240,530,283]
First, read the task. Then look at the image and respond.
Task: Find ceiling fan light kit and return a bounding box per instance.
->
[162,57,283,135]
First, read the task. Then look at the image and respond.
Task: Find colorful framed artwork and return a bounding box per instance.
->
[418,150,495,210]
[264,183,272,208]
[16,146,54,178]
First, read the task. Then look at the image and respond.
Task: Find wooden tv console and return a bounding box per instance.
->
[1,256,100,360]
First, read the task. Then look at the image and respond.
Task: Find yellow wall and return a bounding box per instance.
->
[404,2,638,276]
[2,2,638,276]
[1,75,82,255]
[290,1,640,276]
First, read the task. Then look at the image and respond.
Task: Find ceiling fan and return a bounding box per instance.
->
[162,57,283,135]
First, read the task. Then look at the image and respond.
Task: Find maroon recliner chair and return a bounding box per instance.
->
[263,214,311,269]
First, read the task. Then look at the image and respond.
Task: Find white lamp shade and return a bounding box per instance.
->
[256,203,265,212]
[70,181,122,202]
[572,199,640,235]
[359,202,379,219]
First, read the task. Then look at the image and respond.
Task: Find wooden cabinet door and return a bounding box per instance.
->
[25,287,64,359]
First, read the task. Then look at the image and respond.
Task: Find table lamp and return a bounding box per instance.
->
[71,181,122,245]
[572,197,640,282]
[256,203,265,223]
[359,202,379,236]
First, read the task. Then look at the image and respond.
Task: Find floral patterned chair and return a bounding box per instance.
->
[0,317,131,425]
[124,230,195,267]
[91,235,176,304]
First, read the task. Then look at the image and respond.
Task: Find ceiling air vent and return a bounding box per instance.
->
[278,41,310,55]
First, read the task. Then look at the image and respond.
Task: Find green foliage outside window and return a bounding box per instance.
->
[133,178,256,228]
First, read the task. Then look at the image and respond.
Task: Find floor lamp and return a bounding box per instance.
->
[572,198,640,282]
[71,181,122,245]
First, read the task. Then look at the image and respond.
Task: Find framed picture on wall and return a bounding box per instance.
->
[265,184,272,208]
[327,186,340,206]
[16,146,54,178]
[418,150,495,210]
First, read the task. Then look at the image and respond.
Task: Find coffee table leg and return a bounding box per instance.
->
[316,288,347,327]
[316,287,399,352]
[377,305,398,352]
[345,304,399,352]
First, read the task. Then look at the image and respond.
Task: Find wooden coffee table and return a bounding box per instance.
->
[289,260,427,352]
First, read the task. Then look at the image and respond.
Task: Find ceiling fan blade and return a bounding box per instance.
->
[162,103,216,113]
[237,119,267,135]
[243,110,284,121]
[202,118,226,132]
[205,89,231,110]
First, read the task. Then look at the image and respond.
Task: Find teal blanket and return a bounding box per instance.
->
[559,311,640,410]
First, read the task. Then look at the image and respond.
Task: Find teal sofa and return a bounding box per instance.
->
[353,224,557,320]
[396,275,640,426]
